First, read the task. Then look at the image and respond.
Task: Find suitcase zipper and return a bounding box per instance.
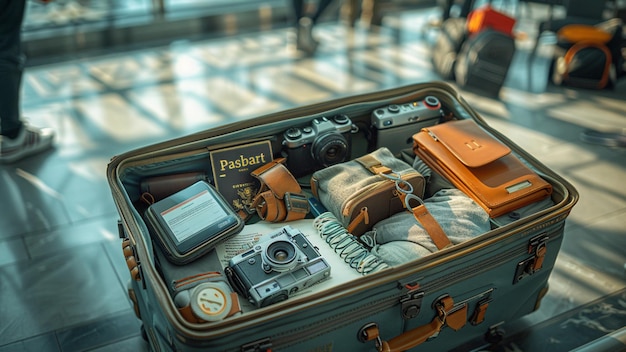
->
[248,226,562,351]
[264,292,402,351]
[417,227,559,293]
[341,181,386,218]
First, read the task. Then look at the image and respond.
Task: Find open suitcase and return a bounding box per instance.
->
[106,81,578,352]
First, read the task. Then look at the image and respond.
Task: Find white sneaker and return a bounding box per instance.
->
[0,123,55,163]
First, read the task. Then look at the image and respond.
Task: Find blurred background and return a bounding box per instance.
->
[1,0,625,351]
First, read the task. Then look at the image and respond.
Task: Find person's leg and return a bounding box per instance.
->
[343,0,360,27]
[458,0,475,18]
[310,0,334,24]
[0,0,27,138]
[0,0,55,163]
[293,0,321,54]
[291,0,305,25]
[442,0,453,21]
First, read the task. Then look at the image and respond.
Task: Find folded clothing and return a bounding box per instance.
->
[411,152,454,198]
[364,188,490,266]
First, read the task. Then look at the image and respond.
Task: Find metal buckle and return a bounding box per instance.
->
[284,192,310,214]
[243,203,257,215]
[400,291,425,319]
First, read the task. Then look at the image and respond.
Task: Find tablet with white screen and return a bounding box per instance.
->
[146,181,244,264]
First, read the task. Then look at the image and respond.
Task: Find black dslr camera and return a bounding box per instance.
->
[370,96,444,154]
[226,226,331,308]
[282,114,353,177]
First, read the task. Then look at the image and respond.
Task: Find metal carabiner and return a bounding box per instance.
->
[404,193,425,210]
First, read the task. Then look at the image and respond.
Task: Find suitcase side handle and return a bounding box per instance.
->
[359,295,467,352]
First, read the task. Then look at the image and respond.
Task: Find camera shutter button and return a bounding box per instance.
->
[388,105,400,113]
[333,114,350,124]
[424,96,441,109]
[285,127,302,140]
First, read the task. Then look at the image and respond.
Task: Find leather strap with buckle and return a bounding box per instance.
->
[355,153,393,175]
[402,194,452,251]
[250,158,310,222]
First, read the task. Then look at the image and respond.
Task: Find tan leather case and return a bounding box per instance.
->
[311,147,425,237]
[413,119,552,217]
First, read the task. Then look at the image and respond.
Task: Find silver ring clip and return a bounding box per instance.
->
[404,193,425,210]
[395,179,414,195]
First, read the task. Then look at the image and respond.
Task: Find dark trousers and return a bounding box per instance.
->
[442,0,475,20]
[291,0,334,25]
[0,0,26,137]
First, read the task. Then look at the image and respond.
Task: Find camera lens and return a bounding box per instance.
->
[273,249,289,261]
[263,240,298,272]
[311,133,348,168]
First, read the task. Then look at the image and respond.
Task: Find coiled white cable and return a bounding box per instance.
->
[313,212,389,275]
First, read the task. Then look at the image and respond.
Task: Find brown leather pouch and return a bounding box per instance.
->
[141,172,208,201]
[311,147,425,237]
[413,119,552,218]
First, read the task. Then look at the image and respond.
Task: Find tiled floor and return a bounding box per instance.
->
[1,4,626,352]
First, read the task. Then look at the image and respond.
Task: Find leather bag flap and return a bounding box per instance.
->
[426,119,511,168]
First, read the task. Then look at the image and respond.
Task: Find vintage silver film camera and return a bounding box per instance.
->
[226,226,331,308]
[370,96,444,154]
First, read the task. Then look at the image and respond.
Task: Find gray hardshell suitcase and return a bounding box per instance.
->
[107,81,578,351]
